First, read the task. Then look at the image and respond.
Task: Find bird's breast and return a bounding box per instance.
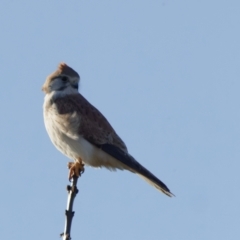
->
[43,95,126,170]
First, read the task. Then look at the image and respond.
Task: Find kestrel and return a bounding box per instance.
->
[42,63,174,197]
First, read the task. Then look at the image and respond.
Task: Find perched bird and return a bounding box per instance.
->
[42,63,174,197]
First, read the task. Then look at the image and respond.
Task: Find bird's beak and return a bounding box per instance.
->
[71,83,79,89]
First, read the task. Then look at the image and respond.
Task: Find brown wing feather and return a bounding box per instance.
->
[53,94,128,152]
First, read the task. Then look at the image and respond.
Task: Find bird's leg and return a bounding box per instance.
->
[68,158,85,180]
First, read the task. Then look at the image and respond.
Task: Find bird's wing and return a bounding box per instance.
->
[53,93,128,152]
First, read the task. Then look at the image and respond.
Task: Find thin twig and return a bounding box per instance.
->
[61,163,84,240]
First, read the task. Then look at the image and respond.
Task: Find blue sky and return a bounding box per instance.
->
[1,1,240,239]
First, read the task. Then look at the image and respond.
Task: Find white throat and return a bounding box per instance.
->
[44,85,79,108]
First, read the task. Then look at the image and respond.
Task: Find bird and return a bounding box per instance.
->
[42,63,174,197]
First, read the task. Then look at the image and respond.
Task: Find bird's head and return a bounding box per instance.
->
[42,63,80,94]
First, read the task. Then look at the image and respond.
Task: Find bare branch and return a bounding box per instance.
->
[61,162,84,240]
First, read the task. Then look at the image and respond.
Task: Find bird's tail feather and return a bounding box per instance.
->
[101,144,174,197]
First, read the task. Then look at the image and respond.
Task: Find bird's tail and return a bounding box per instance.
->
[135,169,174,197]
[101,144,174,197]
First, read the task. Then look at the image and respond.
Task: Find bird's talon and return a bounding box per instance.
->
[67,160,85,180]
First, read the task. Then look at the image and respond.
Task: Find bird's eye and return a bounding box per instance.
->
[61,76,68,82]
